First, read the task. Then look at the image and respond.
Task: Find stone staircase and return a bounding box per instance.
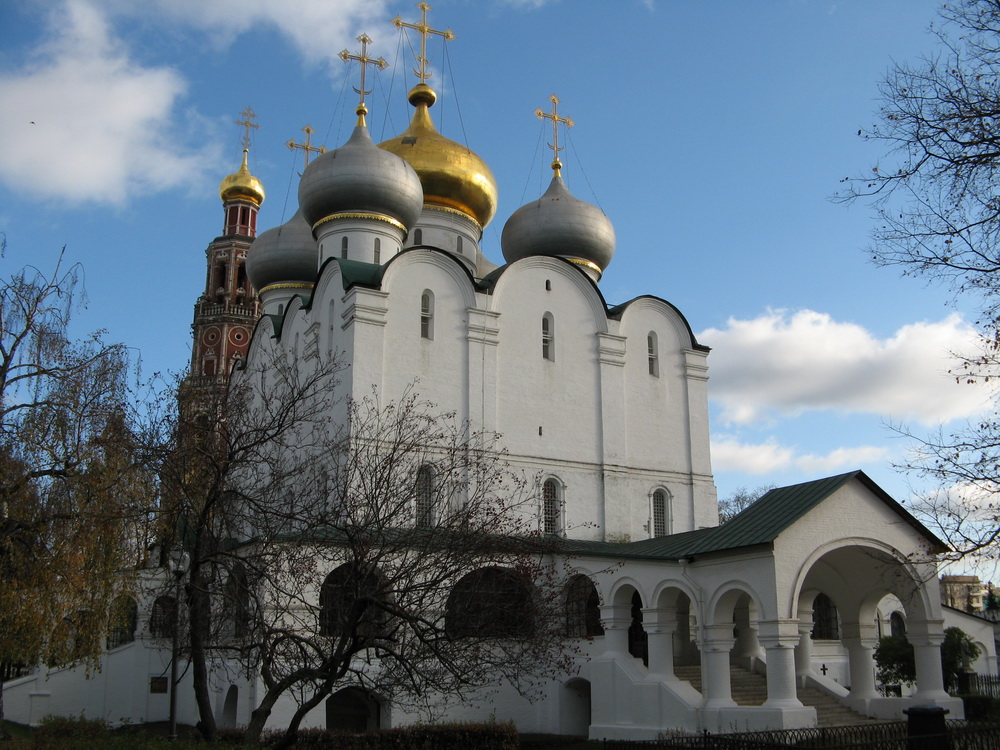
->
[672,664,880,726]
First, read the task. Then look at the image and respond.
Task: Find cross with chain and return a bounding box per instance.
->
[339,33,388,121]
[234,106,260,150]
[286,125,326,170]
[535,94,574,174]
[392,3,454,85]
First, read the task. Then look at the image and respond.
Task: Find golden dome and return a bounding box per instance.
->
[219,149,265,206]
[378,84,497,229]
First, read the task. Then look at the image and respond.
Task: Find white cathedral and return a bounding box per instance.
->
[4,13,994,741]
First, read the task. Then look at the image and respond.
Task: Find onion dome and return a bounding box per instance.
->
[501,170,616,279]
[246,209,316,291]
[298,122,423,234]
[379,84,498,229]
[219,149,265,206]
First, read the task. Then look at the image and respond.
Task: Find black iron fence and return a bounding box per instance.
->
[957,673,1000,700]
[603,719,1000,750]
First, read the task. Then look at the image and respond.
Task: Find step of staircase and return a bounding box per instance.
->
[671,664,880,726]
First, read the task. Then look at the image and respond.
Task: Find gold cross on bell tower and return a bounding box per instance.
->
[339,33,388,124]
[392,3,455,85]
[235,106,260,150]
[535,94,574,176]
[286,125,326,170]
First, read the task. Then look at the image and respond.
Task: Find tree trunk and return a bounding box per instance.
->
[187,568,216,741]
[271,680,334,750]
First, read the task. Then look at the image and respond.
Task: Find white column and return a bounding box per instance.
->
[698,625,735,708]
[600,604,630,656]
[759,636,803,708]
[842,628,878,701]
[795,621,814,686]
[911,631,949,702]
[645,607,678,679]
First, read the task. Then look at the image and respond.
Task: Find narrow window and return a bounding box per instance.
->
[415,465,434,528]
[647,333,659,376]
[542,478,560,535]
[652,489,668,537]
[149,596,178,639]
[341,236,348,259]
[456,236,463,254]
[545,279,551,291]
[541,313,554,361]
[420,290,434,340]
[413,228,423,245]
[373,238,381,264]
[811,593,840,640]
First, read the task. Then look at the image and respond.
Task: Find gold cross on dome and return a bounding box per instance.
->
[535,94,574,174]
[286,125,326,169]
[392,2,455,85]
[235,106,260,150]
[339,33,388,121]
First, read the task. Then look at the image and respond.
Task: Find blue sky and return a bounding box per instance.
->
[1,0,989,562]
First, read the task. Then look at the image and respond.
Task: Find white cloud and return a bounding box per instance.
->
[699,310,991,426]
[711,436,888,474]
[0,0,212,205]
[126,0,396,69]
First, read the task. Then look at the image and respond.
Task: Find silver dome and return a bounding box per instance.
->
[500,174,615,274]
[246,209,317,291]
[298,125,423,231]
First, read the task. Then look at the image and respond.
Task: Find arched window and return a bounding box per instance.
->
[446,567,534,639]
[106,596,138,649]
[542,478,561,535]
[319,564,385,643]
[341,236,348,259]
[889,611,906,638]
[647,332,659,376]
[373,238,381,264]
[413,228,423,245]
[542,313,554,361]
[415,464,435,528]
[149,595,178,639]
[456,236,463,255]
[420,290,434,340]
[566,575,604,637]
[651,489,669,537]
[811,593,840,640]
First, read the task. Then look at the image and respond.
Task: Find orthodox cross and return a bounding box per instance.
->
[535,94,574,173]
[234,106,260,150]
[339,33,388,119]
[286,125,326,169]
[392,3,455,84]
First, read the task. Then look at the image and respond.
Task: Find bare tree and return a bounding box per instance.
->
[718,485,774,524]
[0,251,150,736]
[836,1,1000,564]
[838,0,1000,320]
[150,351,575,747]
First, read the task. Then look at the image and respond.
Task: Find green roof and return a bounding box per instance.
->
[559,470,947,562]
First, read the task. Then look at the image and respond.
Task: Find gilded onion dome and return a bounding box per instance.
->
[379,84,498,229]
[298,123,423,233]
[501,172,616,278]
[219,149,265,206]
[246,209,316,291]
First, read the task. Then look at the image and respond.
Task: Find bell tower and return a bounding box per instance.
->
[186,107,265,395]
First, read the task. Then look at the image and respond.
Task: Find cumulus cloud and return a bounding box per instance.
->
[700,310,990,426]
[124,0,396,68]
[711,436,889,475]
[0,0,211,204]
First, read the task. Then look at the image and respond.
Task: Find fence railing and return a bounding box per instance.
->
[602,719,1000,750]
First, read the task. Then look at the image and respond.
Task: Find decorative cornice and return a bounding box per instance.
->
[313,211,406,232]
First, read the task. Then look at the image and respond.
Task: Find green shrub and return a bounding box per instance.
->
[34,715,110,747]
[962,694,1000,721]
